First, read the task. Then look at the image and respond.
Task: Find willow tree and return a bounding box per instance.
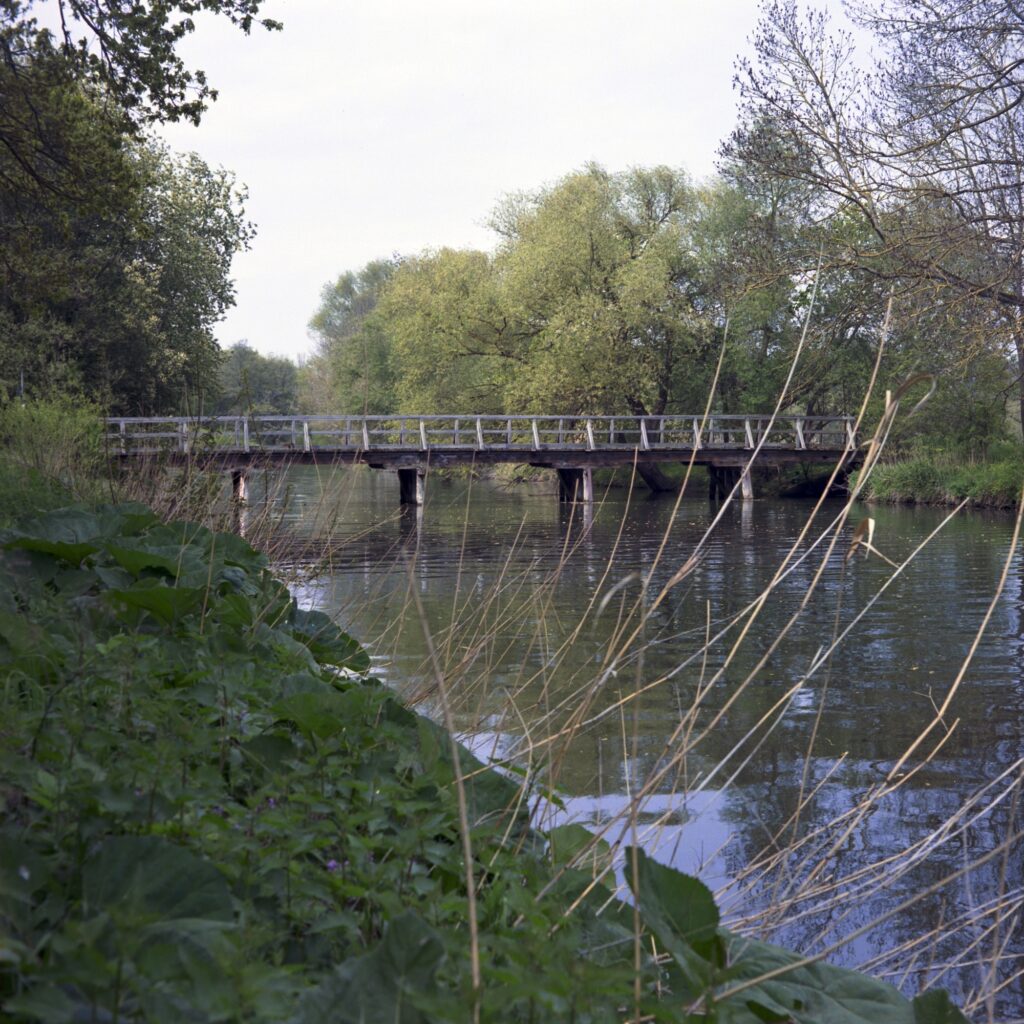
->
[376,166,715,416]
[494,165,713,415]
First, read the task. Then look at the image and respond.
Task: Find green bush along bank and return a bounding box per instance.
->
[856,444,1024,508]
[0,504,970,1021]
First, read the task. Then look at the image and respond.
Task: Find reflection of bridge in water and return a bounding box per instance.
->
[107,413,861,505]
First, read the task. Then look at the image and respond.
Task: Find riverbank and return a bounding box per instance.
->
[0,500,970,1022]
[856,448,1024,508]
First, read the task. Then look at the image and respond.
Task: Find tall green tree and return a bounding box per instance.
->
[380,249,515,413]
[0,92,254,412]
[213,341,297,414]
[497,165,712,415]
[304,260,396,414]
[1,0,268,412]
[378,166,715,416]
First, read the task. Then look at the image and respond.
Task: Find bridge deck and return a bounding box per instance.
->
[107,413,860,469]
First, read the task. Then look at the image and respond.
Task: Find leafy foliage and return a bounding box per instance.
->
[1,16,256,413]
[303,260,398,414]
[212,341,299,415]
[3,0,281,131]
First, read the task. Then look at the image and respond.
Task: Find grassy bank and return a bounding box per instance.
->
[857,445,1024,508]
[0,501,971,1023]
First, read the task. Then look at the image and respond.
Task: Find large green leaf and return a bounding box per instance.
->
[293,911,444,1024]
[0,837,50,905]
[715,933,923,1024]
[912,990,971,1023]
[626,845,721,997]
[105,579,207,623]
[272,691,348,740]
[1,504,156,566]
[83,836,233,926]
[547,823,613,875]
[290,607,371,674]
[2,536,99,564]
[626,849,970,1024]
[2,987,77,1023]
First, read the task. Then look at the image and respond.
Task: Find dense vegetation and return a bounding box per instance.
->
[0,502,973,1022]
[0,0,272,413]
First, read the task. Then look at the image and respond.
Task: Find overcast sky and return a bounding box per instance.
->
[158,0,765,362]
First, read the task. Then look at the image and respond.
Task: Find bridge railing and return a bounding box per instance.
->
[105,414,857,455]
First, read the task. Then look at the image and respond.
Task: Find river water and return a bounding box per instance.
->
[252,466,1023,1017]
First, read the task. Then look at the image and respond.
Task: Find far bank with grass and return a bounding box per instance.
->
[856,443,1024,509]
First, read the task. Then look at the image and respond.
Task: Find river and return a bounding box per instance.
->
[249,465,1023,1018]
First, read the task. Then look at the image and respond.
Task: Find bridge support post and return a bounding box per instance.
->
[709,465,753,503]
[557,468,593,503]
[231,469,248,504]
[398,468,425,505]
[740,466,754,501]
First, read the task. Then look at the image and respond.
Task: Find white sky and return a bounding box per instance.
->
[158,0,765,362]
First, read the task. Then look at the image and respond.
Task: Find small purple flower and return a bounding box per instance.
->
[267,797,277,808]
[326,859,340,873]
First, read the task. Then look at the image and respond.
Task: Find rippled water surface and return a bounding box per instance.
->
[250,466,1023,1014]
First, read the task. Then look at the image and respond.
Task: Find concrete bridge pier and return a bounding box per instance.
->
[398,467,426,505]
[557,467,594,503]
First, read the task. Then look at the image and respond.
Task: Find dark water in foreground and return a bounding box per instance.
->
[250,467,1023,1017]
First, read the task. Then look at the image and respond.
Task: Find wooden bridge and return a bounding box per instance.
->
[106,413,860,504]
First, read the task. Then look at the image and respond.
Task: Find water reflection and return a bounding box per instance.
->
[266,466,1022,1015]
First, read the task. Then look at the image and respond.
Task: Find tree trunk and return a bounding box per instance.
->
[1014,318,1024,439]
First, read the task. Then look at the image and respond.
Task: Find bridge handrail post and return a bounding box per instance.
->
[506,418,513,446]
[362,420,371,450]
[846,418,856,447]
[639,419,650,451]
[420,419,429,450]
[795,417,806,450]
[179,421,189,454]
[242,418,250,453]
[586,419,595,451]
[531,419,541,450]
[692,417,701,449]
[303,420,311,452]
[744,418,755,449]
[118,420,127,456]
[476,417,485,450]
[609,417,615,444]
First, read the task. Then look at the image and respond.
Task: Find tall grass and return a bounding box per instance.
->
[858,444,1024,508]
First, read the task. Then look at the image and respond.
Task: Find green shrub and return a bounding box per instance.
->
[861,450,1023,507]
[0,399,107,522]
